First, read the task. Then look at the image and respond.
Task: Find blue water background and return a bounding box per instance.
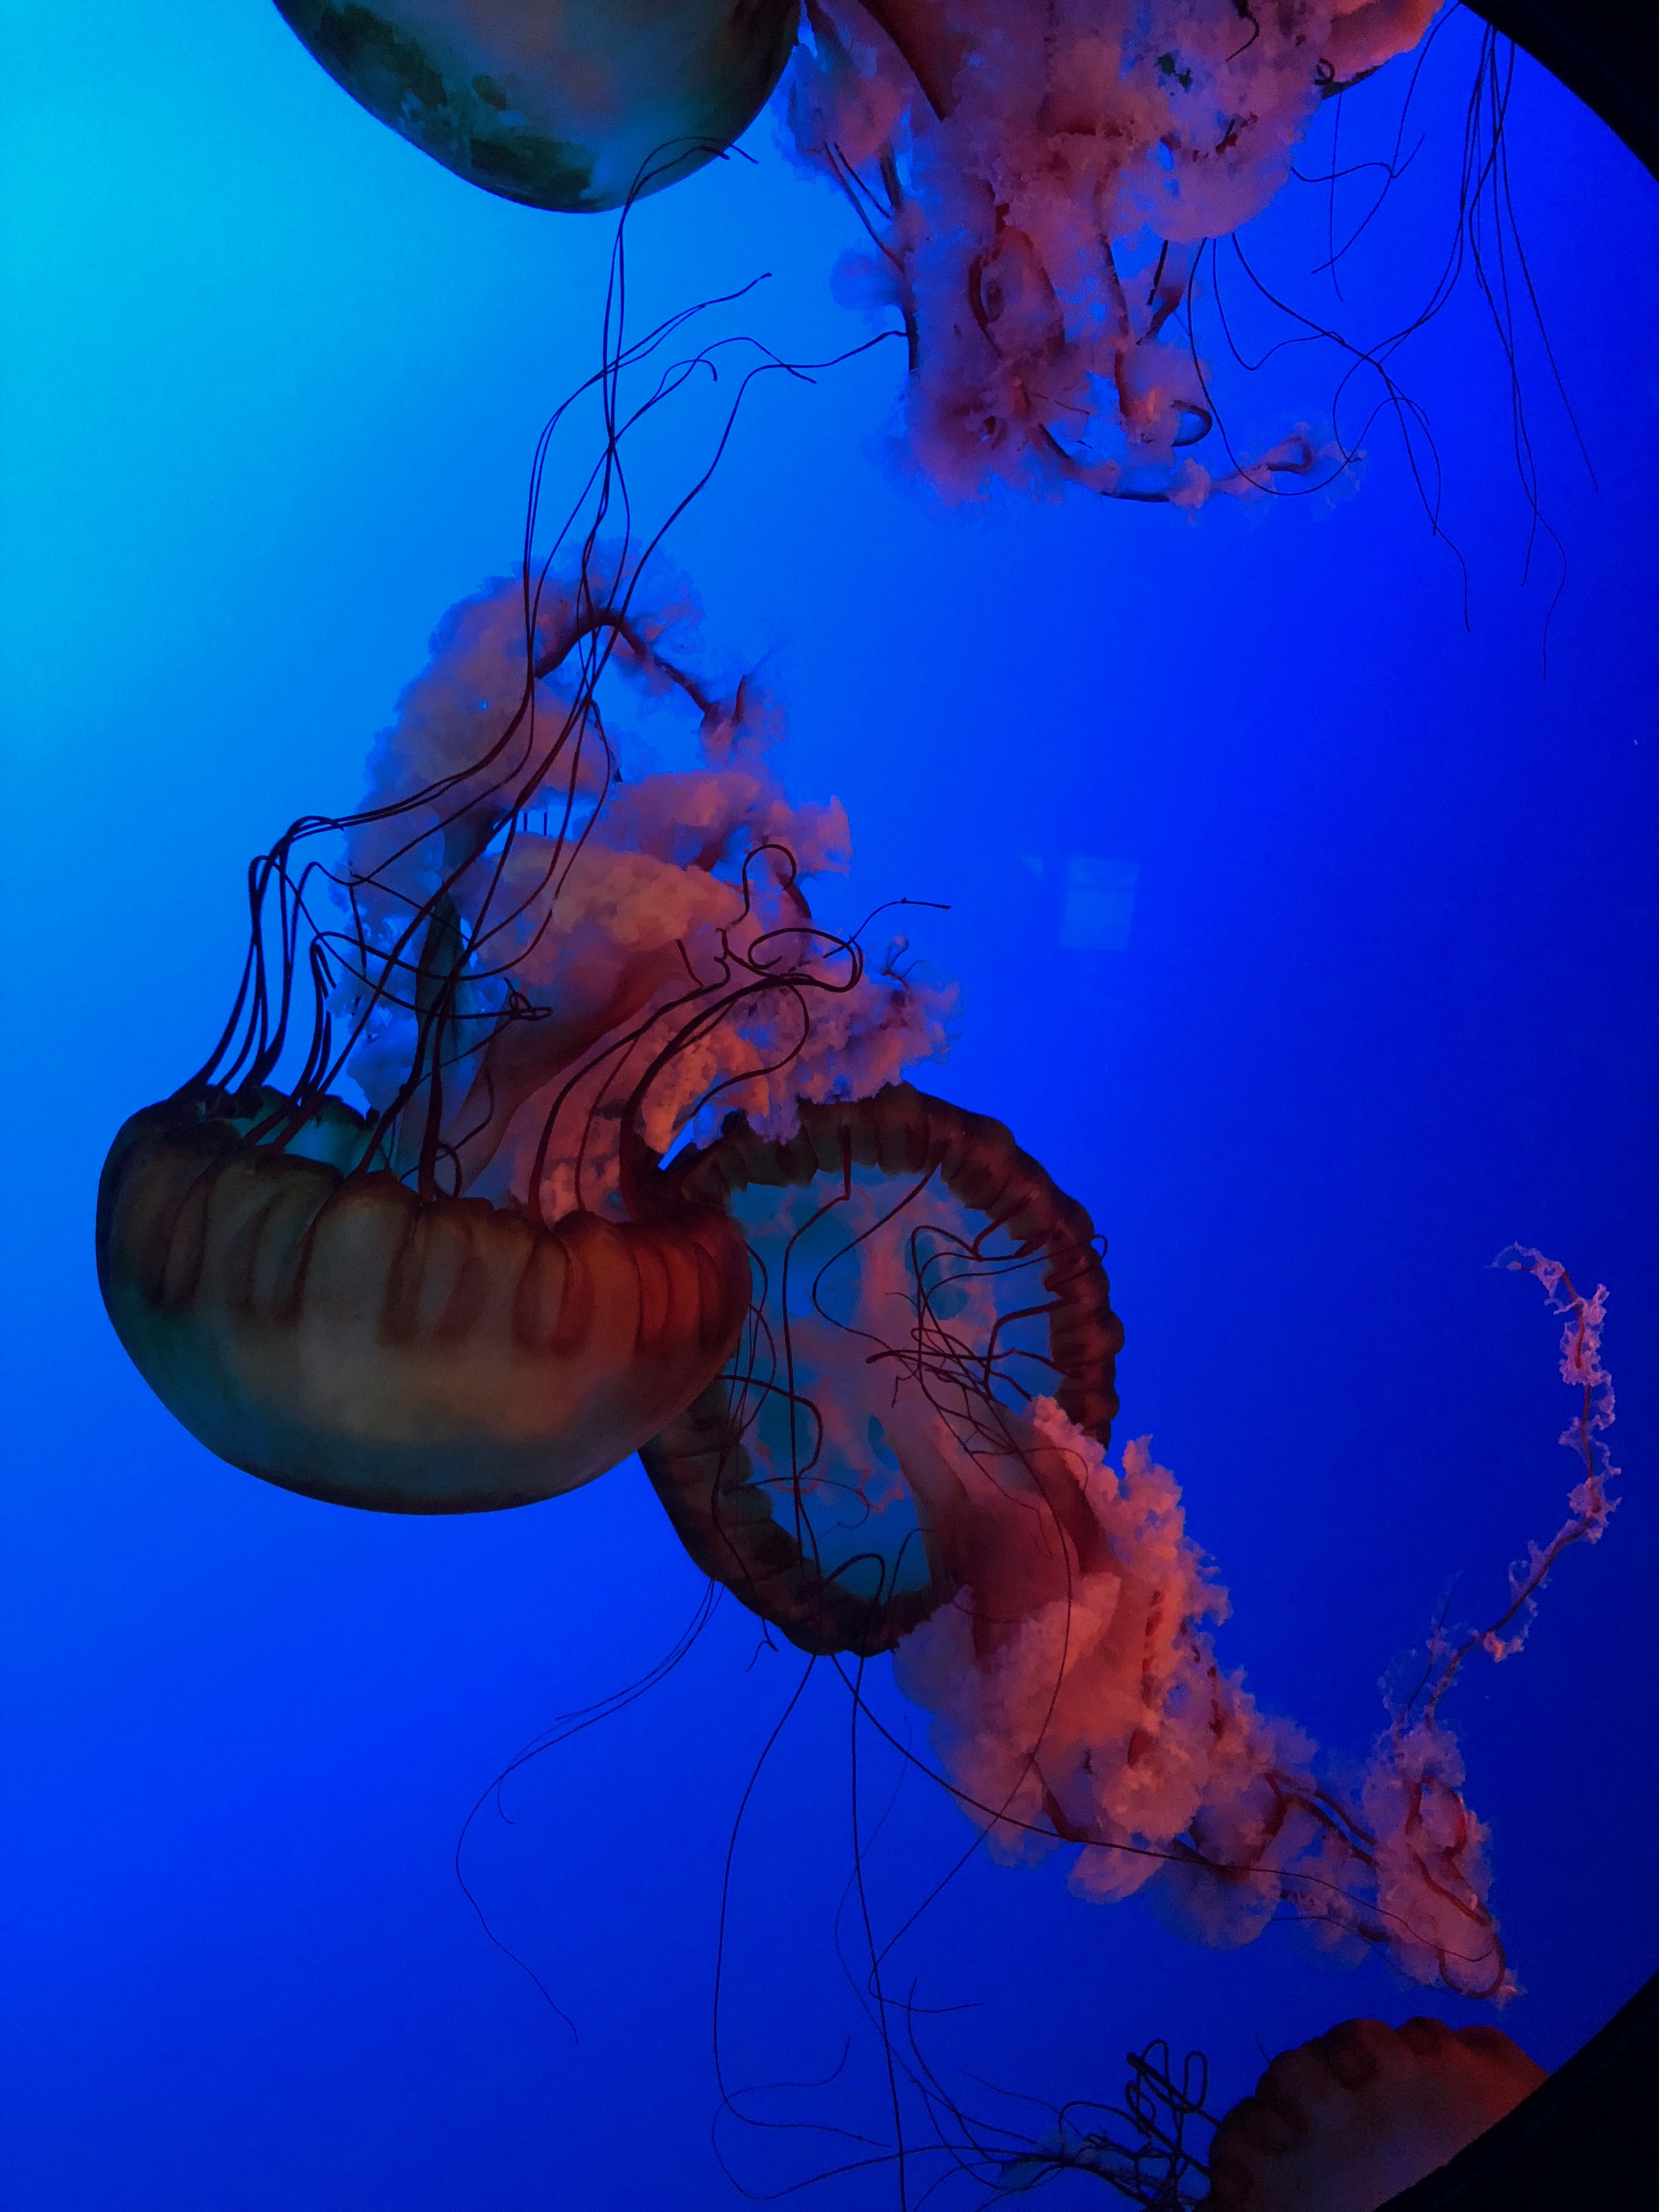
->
[4,6,1657,2204]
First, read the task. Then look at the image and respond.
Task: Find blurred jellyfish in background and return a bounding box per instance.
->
[780,1,1655,505]
[1203,1963,1659,2212]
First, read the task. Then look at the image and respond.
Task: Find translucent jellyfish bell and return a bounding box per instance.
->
[98,1084,751,1513]
[641,1082,1126,1654]
[275,0,801,211]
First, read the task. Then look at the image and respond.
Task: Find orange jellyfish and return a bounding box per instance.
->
[1203,2015,1548,2210]
[642,1080,1125,1653]
[98,548,950,1514]
[645,1086,1618,2000]
[97,1089,750,1514]
[781,3,1658,506]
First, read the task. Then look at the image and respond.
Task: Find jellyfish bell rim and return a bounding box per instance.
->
[641,1081,1125,1655]
[97,1084,751,1515]
[272,0,804,213]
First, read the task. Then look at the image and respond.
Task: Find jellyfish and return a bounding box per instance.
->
[641,1079,1126,1654]
[272,5,1654,524]
[644,1069,1620,2003]
[1205,1964,1659,2212]
[273,0,801,209]
[98,545,950,1514]
[1201,2015,1548,2210]
[989,1963,1656,2206]
[274,3,1659,230]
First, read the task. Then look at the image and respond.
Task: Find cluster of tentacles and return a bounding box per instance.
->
[781,0,1447,504]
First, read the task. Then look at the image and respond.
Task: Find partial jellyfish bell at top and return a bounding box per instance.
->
[98,543,950,1513]
[274,0,802,211]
